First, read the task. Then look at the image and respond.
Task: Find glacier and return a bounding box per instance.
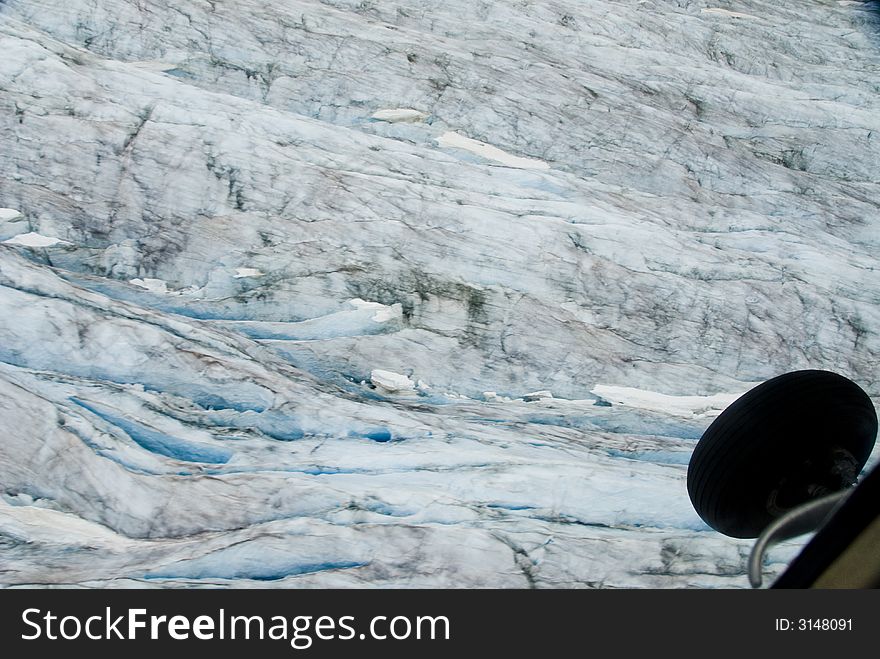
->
[0,0,878,588]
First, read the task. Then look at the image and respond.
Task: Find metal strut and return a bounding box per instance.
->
[748,489,850,588]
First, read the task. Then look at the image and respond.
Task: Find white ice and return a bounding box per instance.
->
[592,385,749,419]
[371,108,427,123]
[370,369,416,394]
[349,298,401,323]
[130,277,171,294]
[0,0,877,589]
[233,267,264,278]
[701,8,759,19]
[3,231,66,247]
[436,131,551,170]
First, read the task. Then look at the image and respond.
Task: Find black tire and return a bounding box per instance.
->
[687,370,877,538]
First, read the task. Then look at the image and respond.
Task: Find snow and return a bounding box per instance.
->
[348,298,401,323]
[0,0,877,589]
[436,131,551,170]
[701,8,759,20]
[371,108,427,123]
[130,277,170,294]
[523,390,554,402]
[370,307,398,323]
[370,369,416,393]
[233,267,264,278]
[348,298,402,323]
[2,232,66,247]
[591,385,748,419]
[0,208,22,221]
[0,499,131,547]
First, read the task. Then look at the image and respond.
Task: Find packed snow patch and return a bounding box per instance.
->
[129,59,181,73]
[370,369,416,394]
[0,208,22,221]
[234,267,264,278]
[701,8,759,19]
[371,307,399,323]
[130,278,172,294]
[523,390,554,402]
[349,298,402,323]
[0,500,129,547]
[436,131,551,170]
[3,232,67,248]
[591,385,746,418]
[371,108,427,123]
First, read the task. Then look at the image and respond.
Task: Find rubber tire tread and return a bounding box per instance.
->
[687,370,877,538]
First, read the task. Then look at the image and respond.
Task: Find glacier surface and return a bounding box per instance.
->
[0,0,879,587]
